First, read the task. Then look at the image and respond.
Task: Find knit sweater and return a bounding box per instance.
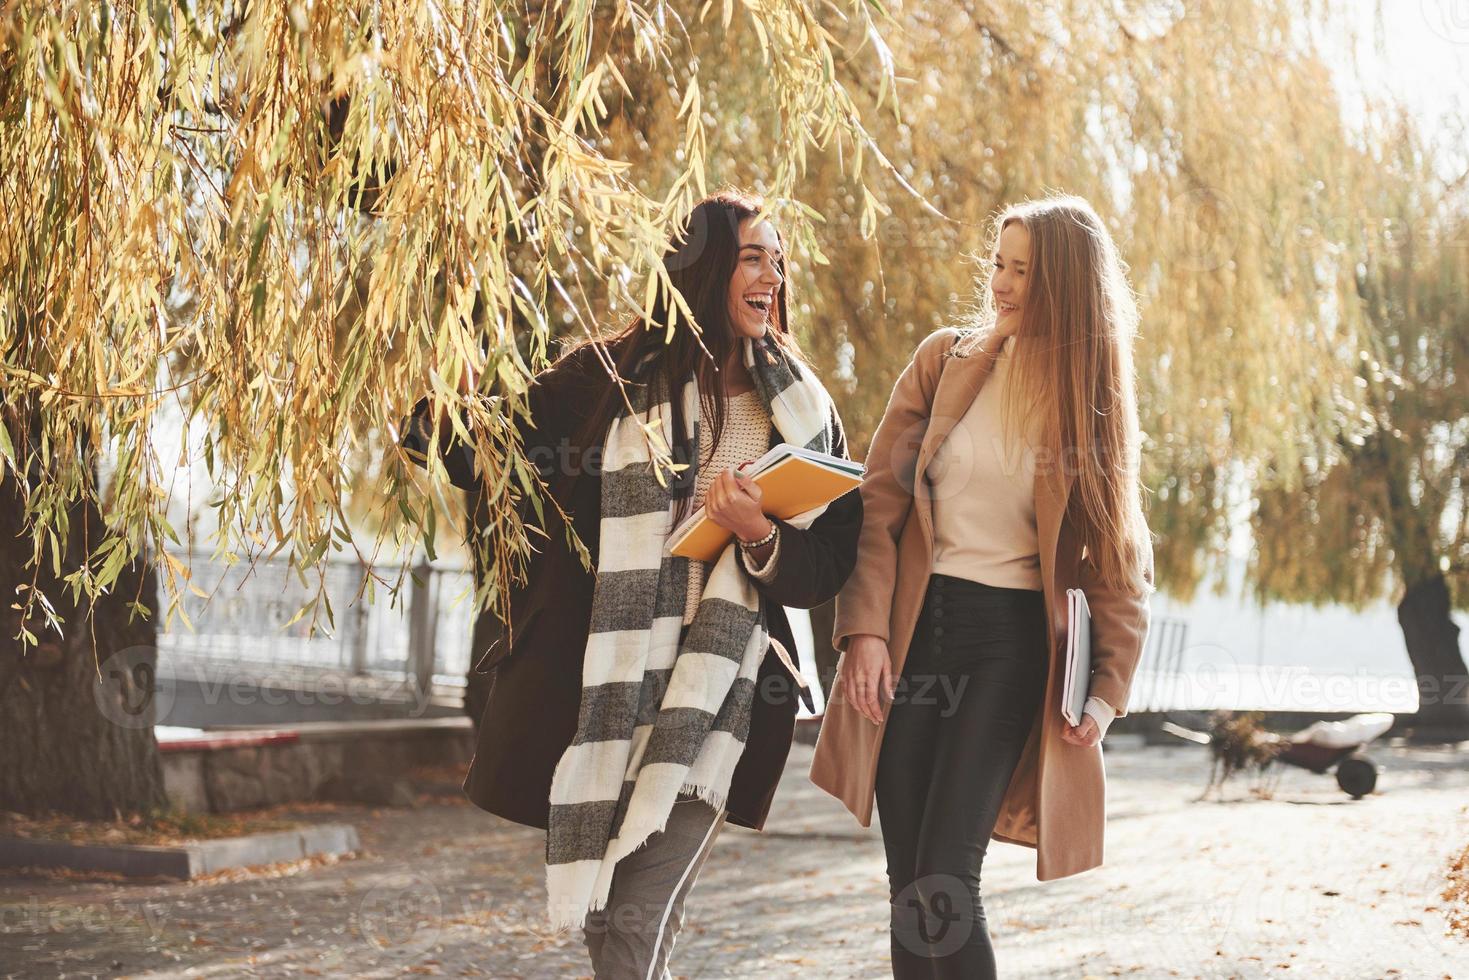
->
[928,334,1117,735]
[683,389,779,625]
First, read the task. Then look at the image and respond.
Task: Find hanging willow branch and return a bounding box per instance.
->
[0,0,899,646]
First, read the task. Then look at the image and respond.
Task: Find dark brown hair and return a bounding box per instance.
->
[569,190,805,518]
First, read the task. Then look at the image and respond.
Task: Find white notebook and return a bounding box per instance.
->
[1062,588,1091,727]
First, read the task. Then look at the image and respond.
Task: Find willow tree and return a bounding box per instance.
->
[615,0,1376,527]
[793,0,1463,729]
[540,0,1361,679]
[793,0,1464,723]
[0,0,897,816]
[1250,110,1469,732]
[600,0,1388,680]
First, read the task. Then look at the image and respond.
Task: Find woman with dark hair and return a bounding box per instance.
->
[402,190,862,978]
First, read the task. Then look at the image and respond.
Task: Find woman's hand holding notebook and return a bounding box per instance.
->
[669,444,864,561]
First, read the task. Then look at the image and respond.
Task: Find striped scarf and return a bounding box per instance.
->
[545,333,835,930]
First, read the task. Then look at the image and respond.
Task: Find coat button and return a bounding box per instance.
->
[931,607,944,620]
[933,626,945,639]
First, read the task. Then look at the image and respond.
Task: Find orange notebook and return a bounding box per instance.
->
[669,444,865,561]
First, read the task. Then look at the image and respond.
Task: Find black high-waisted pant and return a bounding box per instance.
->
[875,572,1050,979]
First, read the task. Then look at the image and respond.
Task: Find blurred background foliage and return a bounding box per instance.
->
[2,0,1467,814]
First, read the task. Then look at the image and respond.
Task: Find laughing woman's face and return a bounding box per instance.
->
[991,220,1031,337]
[727,218,785,340]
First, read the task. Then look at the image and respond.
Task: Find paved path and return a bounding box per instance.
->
[3,739,1466,978]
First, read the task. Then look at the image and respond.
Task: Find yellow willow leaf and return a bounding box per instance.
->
[678,78,699,119]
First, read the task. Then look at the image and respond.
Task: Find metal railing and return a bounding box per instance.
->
[163,551,1386,717]
[156,550,475,697]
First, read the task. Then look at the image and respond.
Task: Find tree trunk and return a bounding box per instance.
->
[0,406,166,818]
[1362,427,1469,739]
[1396,573,1469,738]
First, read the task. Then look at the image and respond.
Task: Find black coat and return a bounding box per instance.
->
[401,340,862,831]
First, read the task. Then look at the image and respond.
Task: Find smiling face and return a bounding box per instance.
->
[991,219,1031,335]
[726,217,785,340]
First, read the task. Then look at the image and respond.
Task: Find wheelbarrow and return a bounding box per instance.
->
[1161,711,1394,799]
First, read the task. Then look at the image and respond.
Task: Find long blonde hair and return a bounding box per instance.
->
[954,194,1152,595]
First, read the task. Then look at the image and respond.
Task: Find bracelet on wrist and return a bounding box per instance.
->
[738,521,777,549]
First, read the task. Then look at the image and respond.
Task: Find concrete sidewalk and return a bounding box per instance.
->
[2,739,1466,978]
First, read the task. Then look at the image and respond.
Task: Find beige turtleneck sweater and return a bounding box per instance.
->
[926,334,1117,733]
[928,334,1043,591]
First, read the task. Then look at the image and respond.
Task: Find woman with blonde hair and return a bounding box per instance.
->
[810,194,1155,978]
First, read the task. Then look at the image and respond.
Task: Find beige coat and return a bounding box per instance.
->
[810,328,1154,880]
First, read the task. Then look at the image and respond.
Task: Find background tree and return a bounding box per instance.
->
[572,0,1391,687]
[1251,111,1469,732]
[783,3,1467,719]
[0,399,167,817]
[0,0,897,816]
[4,0,1464,825]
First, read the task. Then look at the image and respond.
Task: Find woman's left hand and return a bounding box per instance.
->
[706,467,771,542]
[1061,715,1101,747]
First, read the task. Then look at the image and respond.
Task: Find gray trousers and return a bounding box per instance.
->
[582,796,727,980]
